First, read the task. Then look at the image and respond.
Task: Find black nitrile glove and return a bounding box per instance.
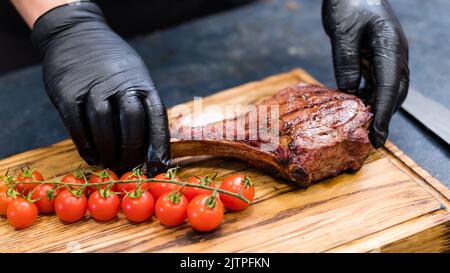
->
[322,0,409,148]
[31,2,170,174]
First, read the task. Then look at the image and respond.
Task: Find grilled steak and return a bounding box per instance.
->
[171,84,373,187]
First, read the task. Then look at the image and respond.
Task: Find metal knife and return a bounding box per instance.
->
[401,88,450,145]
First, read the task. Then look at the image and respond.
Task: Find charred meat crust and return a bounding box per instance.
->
[170,84,372,187]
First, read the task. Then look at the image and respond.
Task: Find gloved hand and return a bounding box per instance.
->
[31,1,170,174]
[322,0,409,148]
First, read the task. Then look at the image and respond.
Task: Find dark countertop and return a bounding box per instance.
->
[0,0,448,186]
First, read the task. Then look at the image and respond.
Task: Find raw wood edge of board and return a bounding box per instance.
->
[382,141,450,202]
[327,208,450,253]
[381,221,450,253]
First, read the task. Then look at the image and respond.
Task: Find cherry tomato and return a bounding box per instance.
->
[88,169,118,194]
[149,173,182,201]
[0,180,6,193]
[117,170,149,197]
[31,184,57,214]
[16,168,44,195]
[155,191,188,227]
[0,192,14,217]
[61,171,86,193]
[184,176,217,201]
[55,190,87,223]
[121,191,154,223]
[6,198,38,229]
[187,194,224,232]
[219,174,255,211]
[88,191,120,222]
[0,174,14,193]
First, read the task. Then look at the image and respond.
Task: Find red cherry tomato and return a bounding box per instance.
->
[117,170,149,197]
[31,184,57,214]
[187,194,224,232]
[0,178,7,193]
[121,191,154,223]
[0,191,14,216]
[149,173,182,201]
[88,191,120,222]
[55,190,87,223]
[15,168,44,195]
[155,191,188,227]
[61,171,87,193]
[0,181,5,193]
[219,174,255,211]
[0,174,14,194]
[184,175,217,201]
[6,198,38,229]
[88,169,118,194]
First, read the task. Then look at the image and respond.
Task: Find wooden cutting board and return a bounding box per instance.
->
[0,69,449,253]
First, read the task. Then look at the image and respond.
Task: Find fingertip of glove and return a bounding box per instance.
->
[80,154,100,166]
[370,122,388,149]
[145,145,171,176]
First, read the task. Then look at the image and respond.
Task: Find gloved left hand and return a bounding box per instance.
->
[31,2,170,174]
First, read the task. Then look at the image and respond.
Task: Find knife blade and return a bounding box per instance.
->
[401,88,450,145]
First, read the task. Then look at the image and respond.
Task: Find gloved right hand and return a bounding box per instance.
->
[322,0,409,148]
[31,1,170,174]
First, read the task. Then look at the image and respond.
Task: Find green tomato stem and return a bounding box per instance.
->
[14,177,250,203]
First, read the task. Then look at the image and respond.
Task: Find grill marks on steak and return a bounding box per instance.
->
[258,84,372,184]
[170,84,372,187]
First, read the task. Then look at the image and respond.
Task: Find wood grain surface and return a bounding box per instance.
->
[0,69,449,253]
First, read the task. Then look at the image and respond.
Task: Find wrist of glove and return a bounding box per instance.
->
[322,0,409,148]
[31,2,170,174]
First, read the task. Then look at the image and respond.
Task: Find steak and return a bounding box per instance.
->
[170,84,373,187]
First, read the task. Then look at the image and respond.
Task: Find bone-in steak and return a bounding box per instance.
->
[171,84,373,187]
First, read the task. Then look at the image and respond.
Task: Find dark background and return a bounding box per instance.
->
[0,0,252,74]
[0,0,448,185]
